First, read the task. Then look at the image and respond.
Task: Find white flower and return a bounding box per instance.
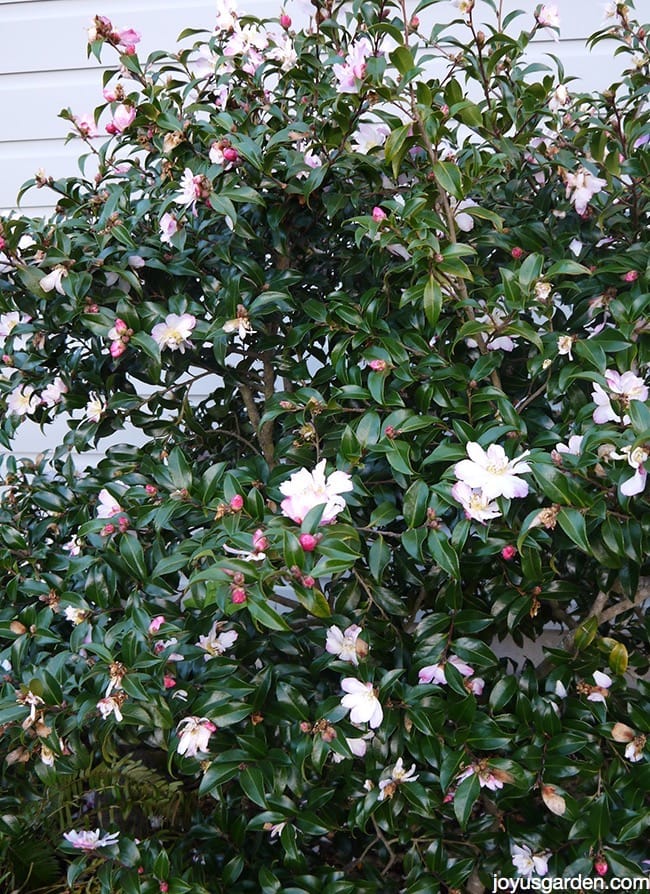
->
[587,670,612,703]
[63,829,120,850]
[40,265,68,294]
[557,335,574,359]
[451,481,502,523]
[456,762,506,791]
[610,445,648,496]
[215,0,238,31]
[454,442,531,501]
[537,4,560,36]
[85,392,106,423]
[96,488,122,518]
[350,121,390,154]
[64,606,87,625]
[340,678,383,728]
[452,197,478,233]
[555,435,584,456]
[625,736,646,763]
[151,313,196,353]
[6,385,39,417]
[41,377,68,407]
[332,39,372,93]
[223,316,255,340]
[467,676,485,695]
[512,843,551,877]
[568,237,583,256]
[63,535,82,556]
[332,734,372,762]
[466,305,515,352]
[176,716,217,757]
[197,624,238,660]
[549,84,570,112]
[377,757,419,800]
[268,33,298,71]
[0,311,31,350]
[592,369,648,425]
[175,167,204,210]
[325,624,364,665]
[280,459,353,525]
[97,696,124,722]
[565,166,607,215]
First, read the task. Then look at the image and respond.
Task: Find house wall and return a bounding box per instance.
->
[1,0,649,463]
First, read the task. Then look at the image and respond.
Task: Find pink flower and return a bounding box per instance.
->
[372,206,387,222]
[6,385,39,417]
[456,762,506,791]
[230,494,244,511]
[454,442,531,501]
[564,166,606,215]
[280,459,353,525]
[148,615,166,634]
[115,27,141,52]
[109,104,136,133]
[610,445,648,496]
[63,829,120,851]
[159,212,179,245]
[298,532,319,551]
[41,376,68,407]
[419,654,474,685]
[96,488,122,519]
[591,369,648,425]
[332,39,372,93]
[537,4,560,38]
[623,270,639,283]
[73,113,98,138]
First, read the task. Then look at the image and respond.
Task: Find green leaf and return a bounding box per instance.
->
[403,480,430,528]
[119,535,148,581]
[239,766,268,808]
[423,275,443,327]
[453,771,481,828]
[557,508,591,555]
[428,530,460,579]
[432,161,462,199]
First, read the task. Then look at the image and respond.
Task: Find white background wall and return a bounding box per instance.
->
[1,0,650,463]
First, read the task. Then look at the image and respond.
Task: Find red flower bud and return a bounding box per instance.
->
[299,533,318,552]
[594,859,608,877]
[231,587,247,604]
[501,545,517,560]
[511,246,523,259]
[280,12,292,28]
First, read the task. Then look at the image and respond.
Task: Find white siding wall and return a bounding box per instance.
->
[1,0,649,463]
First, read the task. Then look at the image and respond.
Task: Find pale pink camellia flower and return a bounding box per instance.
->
[97,696,124,722]
[350,121,390,154]
[85,391,106,423]
[176,716,217,757]
[564,166,607,215]
[0,311,31,348]
[556,434,584,457]
[331,734,371,763]
[159,212,179,245]
[267,33,298,71]
[41,376,68,407]
[326,624,364,665]
[625,736,647,763]
[332,39,372,93]
[174,168,208,212]
[377,757,419,800]
[151,313,196,353]
[466,305,515,352]
[610,445,648,496]
[549,83,570,112]
[536,4,560,39]
[106,103,136,135]
[115,27,141,53]
[148,615,166,634]
[64,606,87,626]
[591,369,648,425]
[452,0,475,14]
[452,197,478,233]
[419,654,474,685]
[372,206,387,222]
[451,481,502,523]
[7,385,39,417]
[467,676,485,696]
[96,488,122,519]
[73,113,98,138]
[557,335,574,360]
[280,459,353,525]
[215,0,238,32]
[63,829,120,851]
[197,623,238,660]
[296,148,323,180]
[454,442,531,501]
[223,316,255,340]
[40,265,68,295]
[340,678,383,728]
[456,761,506,791]
[63,535,82,556]
[511,843,551,878]
[587,670,613,703]
[103,84,120,102]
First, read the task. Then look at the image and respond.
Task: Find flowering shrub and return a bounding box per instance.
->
[0,1,649,891]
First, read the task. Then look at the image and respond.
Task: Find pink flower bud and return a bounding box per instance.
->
[103,86,118,102]
[302,575,315,588]
[163,675,176,689]
[372,206,387,222]
[299,533,319,552]
[148,615,165,634]
[594,859,608,877]
[223,147,239,162]
[110,340,126,358]
[280,12,292,28]
[623,270,638,282]
[145,484,158,496]
[101,524,115,536]
[501,545,517,560]
[369,359,387,372]
[410,14,420,27]
[511,246,523,259]
[230,494,244,511]
[118,516,129,532]
[106,122,118,135]
[231,587,247,604]
[385,425,397,439]
[111,103,136,133]
[0,236,5,250]
[159,883,169,893]
[300,721,312,733]
[232,572,245,585]
[253,529,268,552]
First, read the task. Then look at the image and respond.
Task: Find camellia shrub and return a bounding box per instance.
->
[1,0,650,890]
